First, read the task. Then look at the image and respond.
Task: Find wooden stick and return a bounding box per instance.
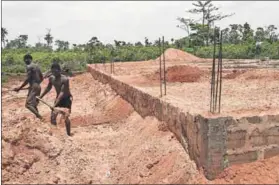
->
[36,97,69,117]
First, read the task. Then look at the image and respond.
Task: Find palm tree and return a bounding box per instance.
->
[44,28,53,48]
[1,27,8,48]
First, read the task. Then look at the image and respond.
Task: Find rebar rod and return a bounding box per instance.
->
[215,39,221,112]
[210,28,217,112]
[163,36,166,96]
[218,31,223,113]
[112,59,115,74]
[159,37,162,97]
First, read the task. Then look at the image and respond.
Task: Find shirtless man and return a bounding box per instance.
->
[13,54,43,119]
[39,62,73,136]
[43,62,72,79]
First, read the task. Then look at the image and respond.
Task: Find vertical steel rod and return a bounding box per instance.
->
[159,37,162,97]
[110,59,112,74]
[215,38,221,112]
[103,58,105,71]
[112,59,115,74]
[163,36,166,96]
[210,28,217,113]
[218,31,223,113]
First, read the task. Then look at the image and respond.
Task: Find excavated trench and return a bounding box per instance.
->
[1,73,200,184]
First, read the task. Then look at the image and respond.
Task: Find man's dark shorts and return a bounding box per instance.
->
[26,83,41,107]
[55,95,72,109]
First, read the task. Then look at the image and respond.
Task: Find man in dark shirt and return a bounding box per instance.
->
[39,62,73,136]
[13,54,44,119]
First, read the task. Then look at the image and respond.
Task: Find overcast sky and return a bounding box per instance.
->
[2,1,279,46]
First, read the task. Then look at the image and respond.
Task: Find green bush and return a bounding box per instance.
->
[194,41,279,59]
[2,41,279,74]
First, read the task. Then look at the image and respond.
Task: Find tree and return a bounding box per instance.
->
[135,41,143,46]
[126,42,133,46]
[44,28,53,48]
[1,27,8,48]
[114,40,121,47]
[171,38,174,44]
[254,27,265,42]
[228,24,242,44]
[120,41,126,46]
[221,27,230,44]
[86,37,101,62]
[88,37,101,47]
[5,34,28,49]
[177,18,196,38]
[174,37,188,49]
[188,23,206,46]
[55,40,70,51]
[64,41,69,50]
[242,22,254,43]
[265,25,278,43]
[35,42,44,49]
[144,37,151,46]
[184,0,234,46]
[153,39,160,47]
[6,39,20,49]
[18,35,28,48]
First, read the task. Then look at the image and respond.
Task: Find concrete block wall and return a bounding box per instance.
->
[225,115,279,165]
[87,65,279,180]
[87,65,208,170]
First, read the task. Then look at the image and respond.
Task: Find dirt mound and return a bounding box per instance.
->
[70,95,134,127]
[146,65,204,83]
[223,70,247,79]
[223,69,279,81]
[195,155,279,184]
[155,48,201,62]
[236,69,279,81]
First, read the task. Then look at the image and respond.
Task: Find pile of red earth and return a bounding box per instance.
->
[155,48,201,62]
[146,65,203,83]
[223,70,247,79]
[239,69,279,80]
[224,69,279,81]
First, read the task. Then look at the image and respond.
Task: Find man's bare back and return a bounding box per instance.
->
[27,63,43,85]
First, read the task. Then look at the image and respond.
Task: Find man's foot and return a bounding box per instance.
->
[51,122,57,126]
[37,116,46,122]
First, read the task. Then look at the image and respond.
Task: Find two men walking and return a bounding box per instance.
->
[13,54,72,136]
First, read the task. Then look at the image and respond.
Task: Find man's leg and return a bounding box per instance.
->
[65,117,71,136]
[61,96,72,136]
[51,111,58,125]
[26,91,42,119]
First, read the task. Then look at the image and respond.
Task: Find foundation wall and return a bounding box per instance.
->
[225,116,279,164]
[87,65,279,180]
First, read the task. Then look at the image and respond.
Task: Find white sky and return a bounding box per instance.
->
[2,1,279,46]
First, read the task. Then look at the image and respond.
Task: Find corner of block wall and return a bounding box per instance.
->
[203,116,232,180]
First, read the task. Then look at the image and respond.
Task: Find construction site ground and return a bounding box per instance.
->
[2,49,279,184]
[96,59,279,118]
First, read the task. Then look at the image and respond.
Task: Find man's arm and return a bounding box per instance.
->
[54,78,69,107]
[39,77,53,99]
[39,69,44,82]
[14,66,32,92]
[43,70,52,79]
